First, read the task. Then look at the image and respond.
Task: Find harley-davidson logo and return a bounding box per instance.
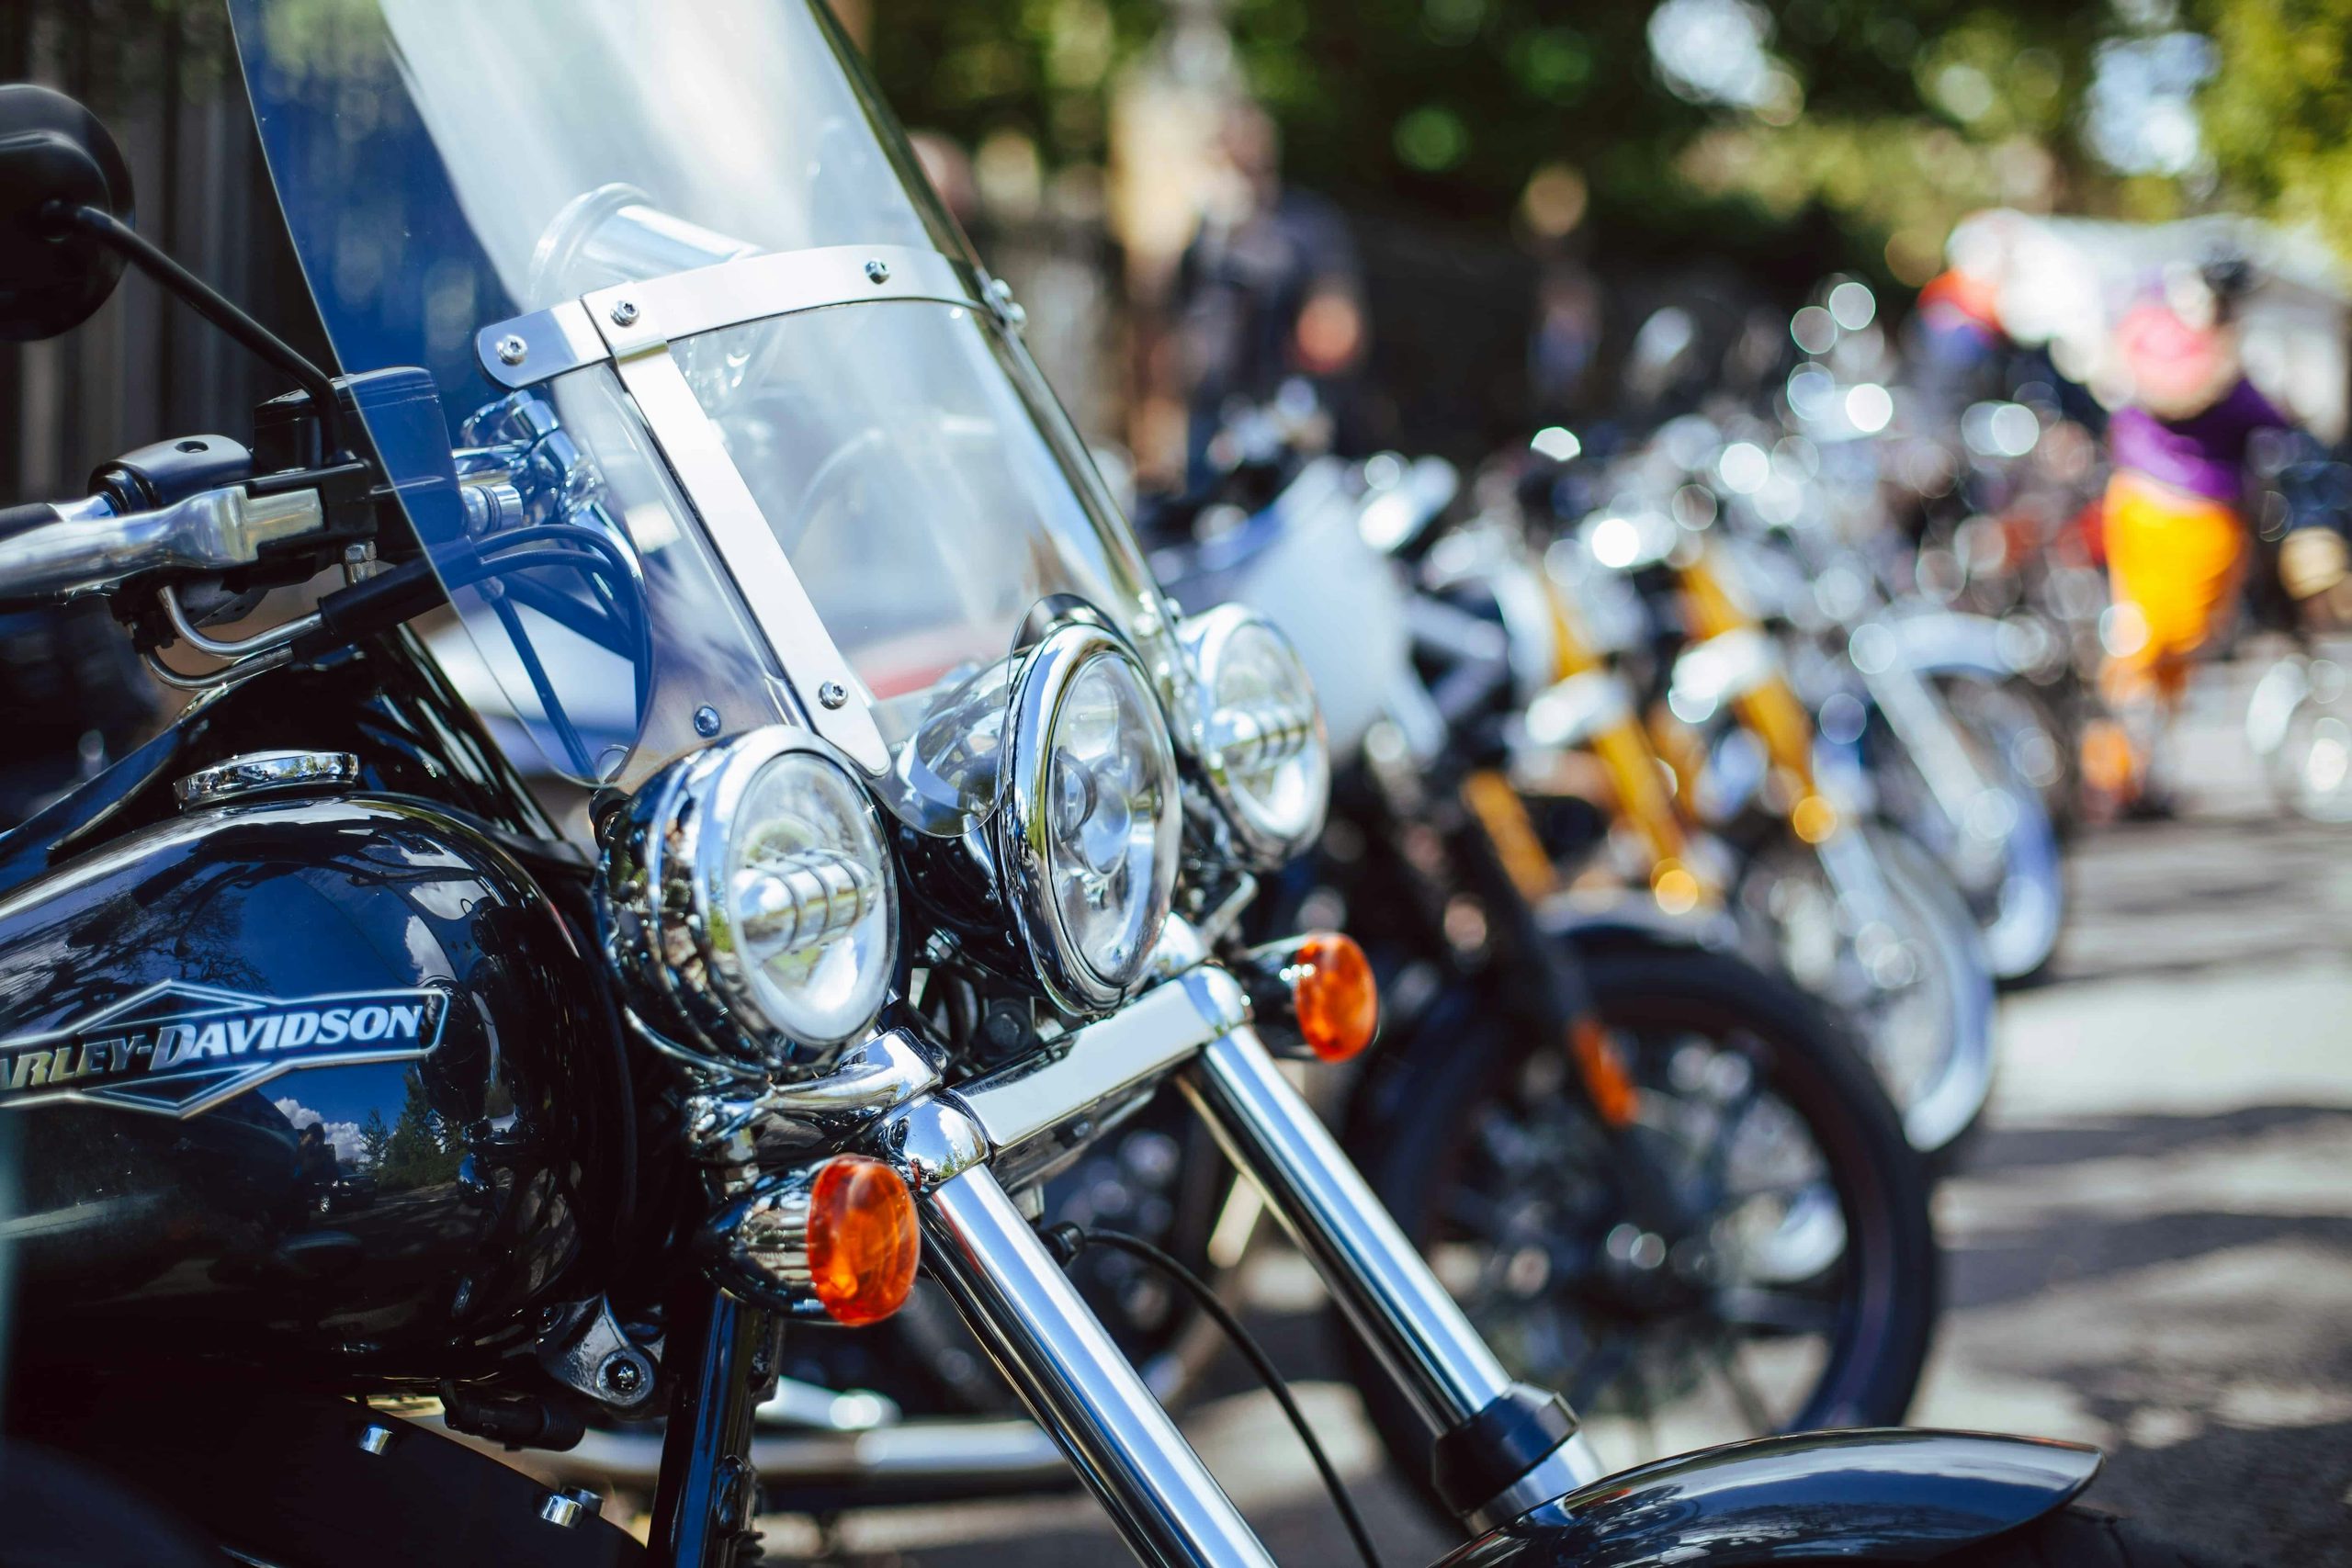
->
[0,980,450,1118]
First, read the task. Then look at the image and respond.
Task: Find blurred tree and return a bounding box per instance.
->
[863,0,2211,288]
[863,0,1165,175]
[1219,0,2120,283]
[2198,0,2352,260]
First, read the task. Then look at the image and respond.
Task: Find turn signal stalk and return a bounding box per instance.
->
[704,1155,921,1326]
[1236,931,1379,1062]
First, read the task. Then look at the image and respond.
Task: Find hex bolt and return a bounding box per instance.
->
[539,1487,600,1528]
[864,258,890,285]
[609,299,639,327]
[356,1423,396,1455]
[598,1353,647,1399]
[495,333,528,366]
[817,681,849,710]
[694,704,723,738]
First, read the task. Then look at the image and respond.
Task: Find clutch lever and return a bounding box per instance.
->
[0,482,326,605]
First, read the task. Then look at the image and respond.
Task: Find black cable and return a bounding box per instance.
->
[1045,1223,1385,1568]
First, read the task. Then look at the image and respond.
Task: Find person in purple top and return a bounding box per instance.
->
[2092,264,2291,812]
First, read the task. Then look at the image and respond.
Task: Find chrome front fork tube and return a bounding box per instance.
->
[919,1162,1276,1568]
[1860,649,1997,840]
[1180,1028,1608,1529]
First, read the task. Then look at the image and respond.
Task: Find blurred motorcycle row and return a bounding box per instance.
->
[10,258,2344,1533]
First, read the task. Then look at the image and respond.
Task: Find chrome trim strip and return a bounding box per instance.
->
[921,1165,1275,1567]
[605,344,890,773]
[954,967,1249,1156]
[474,245,984,389]
[174,750,359,808]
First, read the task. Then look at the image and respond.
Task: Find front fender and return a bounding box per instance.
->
[1871,609,2017,682]
[1435,1428,2099,1567]
[1537,891,1741,955]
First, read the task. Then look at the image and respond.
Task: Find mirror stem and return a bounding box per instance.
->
[47,201,348,461]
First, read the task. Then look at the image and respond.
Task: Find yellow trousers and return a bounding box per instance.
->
[2100,470,2245,706]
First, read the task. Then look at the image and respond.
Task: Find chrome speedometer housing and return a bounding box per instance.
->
[598,727,898,1077]
[996,621,1182,1015]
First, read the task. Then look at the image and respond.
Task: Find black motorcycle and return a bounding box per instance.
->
[0,6,2220,1566]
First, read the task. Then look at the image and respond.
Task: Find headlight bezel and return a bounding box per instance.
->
[996,620,1183,1016]
[1180,604,1331,867]
[598,726,898,1077]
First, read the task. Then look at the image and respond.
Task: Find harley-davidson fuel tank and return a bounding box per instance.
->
[0,786,631,1381]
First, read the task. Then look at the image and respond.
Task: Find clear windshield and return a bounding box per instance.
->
[232,0,1177,826]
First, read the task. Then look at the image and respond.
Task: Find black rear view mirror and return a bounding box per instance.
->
[0,83,133,342]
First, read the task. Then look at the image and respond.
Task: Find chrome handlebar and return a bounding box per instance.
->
[0,481,325,603]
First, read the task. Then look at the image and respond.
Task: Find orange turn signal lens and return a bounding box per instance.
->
[806,1156,920,1327]
[1290,931,1378,1062]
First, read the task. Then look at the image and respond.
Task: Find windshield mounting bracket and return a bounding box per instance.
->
[474,243,989,391]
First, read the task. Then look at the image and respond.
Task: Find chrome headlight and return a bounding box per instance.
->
[998,623,1182,1014]
[1182,605,1329,866]
[599,728,897,1076]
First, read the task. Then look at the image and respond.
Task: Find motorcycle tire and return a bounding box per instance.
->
[1736,823,1997,1156]
[1341,939,1938,1511]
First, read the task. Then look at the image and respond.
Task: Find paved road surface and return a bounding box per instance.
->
[752,661,2352,1566]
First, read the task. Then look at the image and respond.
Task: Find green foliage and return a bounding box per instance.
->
[374,1079,464,1190]
[863,0,1164,167]
[1216,0,2117,271]
[2198,0,2352,258]
[358,1107,392,1169]
[853,0,2352,279]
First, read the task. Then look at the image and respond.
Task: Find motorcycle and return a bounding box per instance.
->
[2244,431,2352,822]
[1159,452,1939,1477]
[1501,432,1999,1153]
[0,6,2204,1564]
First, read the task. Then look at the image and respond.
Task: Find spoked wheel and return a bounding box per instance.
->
[1872,673,2069,986]
[1344,942,1937,1500]
[1736,823,1996,1154]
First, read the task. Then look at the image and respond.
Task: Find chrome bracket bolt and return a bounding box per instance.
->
[988,276,1026,329]
[817,680,849,710]
[495,333,528,367]
[864,258,890,285]
[694,704,723,738]
[609,299,639,327]
[357,1423,395,1455]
